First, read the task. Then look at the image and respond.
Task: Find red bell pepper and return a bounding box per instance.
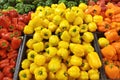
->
[13,30,21,37]
[7,50,18,59]
[8,25,15,31]
[0,39,9,49]
[0,15,11,29]
[10,58,16,67]
[0,28,8,37]
[3,65,14,78]
[0,49,7,59]
[0,59,9,69]
[8,10,18,18]
[0,71,4,80]
[2,32,14,41]
[3,77,12,80]
[16,21,25,31]
[11,37,22,50]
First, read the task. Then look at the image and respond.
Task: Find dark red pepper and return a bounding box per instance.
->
[8,10,18,18]
[13,30,22,37]
[0,49,7,59]
[0,28,8,37]
[3,77,12,80]
[0,59,9,69]
[2,32,14,41]
[0,71,4,80]
[0,39,9,49]
[11,37,22,50]
[3,65,14,78]
[7,50,18,59]
[16,21,25,31]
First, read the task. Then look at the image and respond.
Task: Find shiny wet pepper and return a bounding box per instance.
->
[86,52,102,69]
[34,66,47,80]
[19,69,32,80]
[93,15,103,23]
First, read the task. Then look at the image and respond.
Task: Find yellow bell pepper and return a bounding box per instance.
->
[30,63,38,74]
[86,52,102,69]
[19,69,32,80]
[81,59,90,71]
[49,35,59,46]
[73,16,83,25]
[83,44,94,55]
[70,43,84,57]
[48,22,57,32]
[36,6,44,12]
[58,41,69,49]
[88,69,100,80]
[93,15,103,23]
[26,49,32,53]
[84,14,93,23]
[55,27,62,37]
[56,69,68,80]
[72,7,85,19]
[34,66,47,80]
[69,55,82,66]
[53,15,62,25]
[24,25,34,34]
[59,19,70,31]
[79,3,87,11]
[45,47,57,58]
[33,32,43,42]
[79,71,89,80]
[65,11,76,23]
[82,32,94,43]
[79,24,88,33]
[48,72,56,80]
[71,34,81,44]
[26,39,35,49]
[33,42,44,52]
[34,54,46,66]
[42,19,50,28]
[57,48,69,60]
[48,56,61,73]
[21,59,31,69]
[40,28,52,39]
[61,31,71,42]
[69,26,79,37]
[88,22,97,32]
[68,66,80,78]
[27,50,38,61]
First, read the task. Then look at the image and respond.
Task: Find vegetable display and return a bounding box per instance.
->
[19,3,102,80]
[96,3,120,80]
[0,10,31,79]
[0,0,120,80]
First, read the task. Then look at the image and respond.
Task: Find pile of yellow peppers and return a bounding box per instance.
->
[19,3,102,80]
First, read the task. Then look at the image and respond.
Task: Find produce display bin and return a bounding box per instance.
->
[13,35,29,80]
[94,31,120,80]
[13,33,105,80]
[94,32,107,80]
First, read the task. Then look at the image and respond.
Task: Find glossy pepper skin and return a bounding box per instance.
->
[86,52,102,69]
[19,69,32,80]
[34,66,47,80]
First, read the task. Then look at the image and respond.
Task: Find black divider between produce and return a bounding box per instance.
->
[14,33,105,80]
[94,32,107,80]
[13,35,28,80]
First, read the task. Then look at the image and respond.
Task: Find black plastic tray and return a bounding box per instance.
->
[13,35,31,80]
[94,31,120,80]
[94,32,107,80]
[9,36,23,80]
[13,33,105,80]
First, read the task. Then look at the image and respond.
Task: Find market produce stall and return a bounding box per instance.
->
[0,0,120,80]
